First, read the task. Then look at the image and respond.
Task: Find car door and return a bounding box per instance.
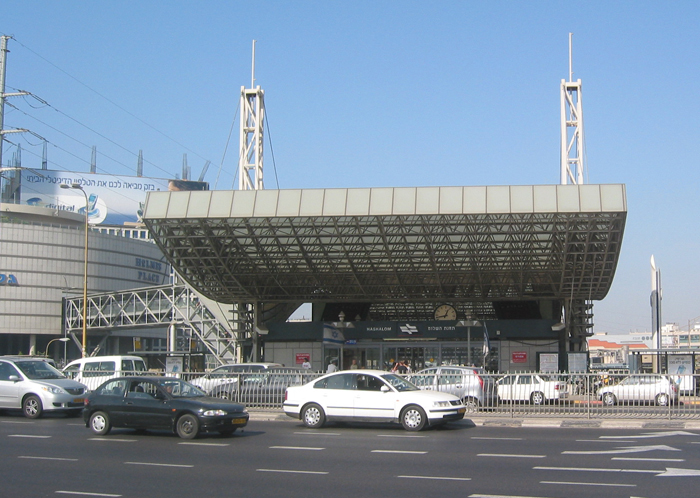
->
[94,379,130,426]
[0,361,21,408]
[497,375,515,401]
[124,380,172,429]
[616,376,642,402]
[515,374,535,401]
[353,373,395,420]
[411,368,438,391]
[319,373,355,418]
[436,368,465,398]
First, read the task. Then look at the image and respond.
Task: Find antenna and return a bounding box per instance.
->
[251,40,256,88]
[560,32,585,185]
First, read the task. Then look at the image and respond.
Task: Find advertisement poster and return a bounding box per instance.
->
[539,353,559,373]
[668,355,694,393]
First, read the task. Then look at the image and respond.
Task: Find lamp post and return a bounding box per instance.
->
[45,337,70,361]
[60,183,89,357]
[457,319,482,366]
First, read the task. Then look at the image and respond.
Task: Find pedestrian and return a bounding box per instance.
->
[350,359,359,369]
[326,359,338,373]
[302,358,311,369]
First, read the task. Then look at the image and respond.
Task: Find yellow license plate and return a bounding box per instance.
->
[231,418,247,424]
[73,398,85,403]
[458,407,466,413]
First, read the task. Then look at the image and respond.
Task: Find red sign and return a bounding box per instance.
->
[295,353,310,364]
[511,351,527,363]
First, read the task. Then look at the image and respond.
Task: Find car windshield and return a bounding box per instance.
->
[156,379,206,398]
[14,360,65,380]
[380,373,419,392]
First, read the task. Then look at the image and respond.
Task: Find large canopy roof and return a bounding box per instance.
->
[143,184,626,320]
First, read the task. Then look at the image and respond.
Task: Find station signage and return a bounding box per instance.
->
[511,351,527,363]
[0,273,19,285]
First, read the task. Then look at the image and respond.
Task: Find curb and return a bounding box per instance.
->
[246,411,700,430]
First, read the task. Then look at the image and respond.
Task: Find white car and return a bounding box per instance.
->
[496,373,568,405]
[189,362,282,394]
[283,369,466,431]
[598,374,678,406]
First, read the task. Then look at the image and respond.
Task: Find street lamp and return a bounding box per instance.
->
[60,183,89,358]
[457,319,482,366]
[45,337,70,362]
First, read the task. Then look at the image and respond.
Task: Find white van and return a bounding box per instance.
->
[62,355,147,391]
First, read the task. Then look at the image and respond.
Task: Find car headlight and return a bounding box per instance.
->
[41,386,65,395]
[433,401,452,408]
[202,409,227,417]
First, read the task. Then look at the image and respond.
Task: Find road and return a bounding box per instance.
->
[2,411,700,498]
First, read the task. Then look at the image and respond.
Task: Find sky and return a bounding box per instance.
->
[2,1,699,336]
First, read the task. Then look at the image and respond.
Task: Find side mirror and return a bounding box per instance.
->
[380,385,390,393]
[9,375,20,382]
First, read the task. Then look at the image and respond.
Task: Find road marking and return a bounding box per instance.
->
[88,438,137,443]
[56,492,122,497]
[576,439,636,443]
[257,469,328,475]
[178,442,230,447]
[270,446,325,451]
[124,462,193,468]
[600,431,699,439]
[294,431,340,436]
[657,467,700,477]
[19,456,78,461]
[472,437,523,441]
[535,466,658,474]
[478,453,546,458]
[541,480,635,487]
[372,450,427,454]
[1,420,34,424]
[378,434,427,438]
[469,495,561,498]
[398,475,471,481]
[563,444,680,455]
[612,457,685,462]
[8,434,51,438]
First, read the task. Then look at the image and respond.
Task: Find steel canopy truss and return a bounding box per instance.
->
[64,284,238,364]
[142,186,627,315]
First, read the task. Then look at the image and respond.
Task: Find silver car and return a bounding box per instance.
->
[410,366,496,412]
[0,357,88,418]
[598,374,678,406]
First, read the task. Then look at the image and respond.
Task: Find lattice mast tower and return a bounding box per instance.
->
[560,33,585,185]
[238,40,265,190]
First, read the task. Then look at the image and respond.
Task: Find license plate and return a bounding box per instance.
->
[458,407,466,413]
[231,418,247,424]
[73,398,85,403]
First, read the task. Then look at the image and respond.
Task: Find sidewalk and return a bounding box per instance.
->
[246,410,700,430]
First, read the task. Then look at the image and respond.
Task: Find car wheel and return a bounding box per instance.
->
[400,405,427,431]
[656,393,669,406]
[462,396,479,413]
[89,411,111,436]
[530,391,545,405]
[301,403,325,429]
[22,395,43,419]
[176,414,200,439]
[602,392,617,406]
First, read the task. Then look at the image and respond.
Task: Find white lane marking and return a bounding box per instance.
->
[178,442,230,447]
[469,495,555,498]
[88,438,136,443]
[257,469,328,475]
[8,434,51,438]
[377,434,427,438]
[612,457,685,462]
[478,453,546,458]
[56,492,122,497]
[1,420,34,424]
[541,480,635,487]
[20,456,78,461]
[398,475,471,481]
[535,466,658,474]
[124,462,193,468]
[563,444,680,455]
[270,446,325,451]
[294,432,341,436]
[576,439,636,443]
[471,437,523,441]
[600,431,699,439]
[372,450,427,454]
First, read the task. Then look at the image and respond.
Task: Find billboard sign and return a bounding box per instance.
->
[19,169,179,225]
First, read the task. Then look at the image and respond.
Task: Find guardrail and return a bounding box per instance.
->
[150,371,700,419]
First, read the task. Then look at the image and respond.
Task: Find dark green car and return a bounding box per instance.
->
[83,376,249,439]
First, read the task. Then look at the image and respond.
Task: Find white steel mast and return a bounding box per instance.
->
[238,40,265,190]
[560,33,585,185]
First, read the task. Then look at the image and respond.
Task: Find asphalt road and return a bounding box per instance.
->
[2,411,700,498]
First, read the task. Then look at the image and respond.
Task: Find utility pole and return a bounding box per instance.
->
[0,36,29,169]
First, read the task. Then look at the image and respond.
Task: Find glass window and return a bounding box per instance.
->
[439,368,462,385]
[356,374,385,391]
[0,361,20,381]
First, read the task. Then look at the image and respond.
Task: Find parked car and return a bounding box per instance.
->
[211,367,319,407]
[82,376,249,439]
[598,374,678,406]
[0,356,88,418]
[409,366,496,412]
[63,355,147,391]
[496,373,568,404]
[189,362,283,394]
[283,369,466,431]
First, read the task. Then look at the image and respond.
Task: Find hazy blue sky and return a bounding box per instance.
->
[2,2,699,335]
